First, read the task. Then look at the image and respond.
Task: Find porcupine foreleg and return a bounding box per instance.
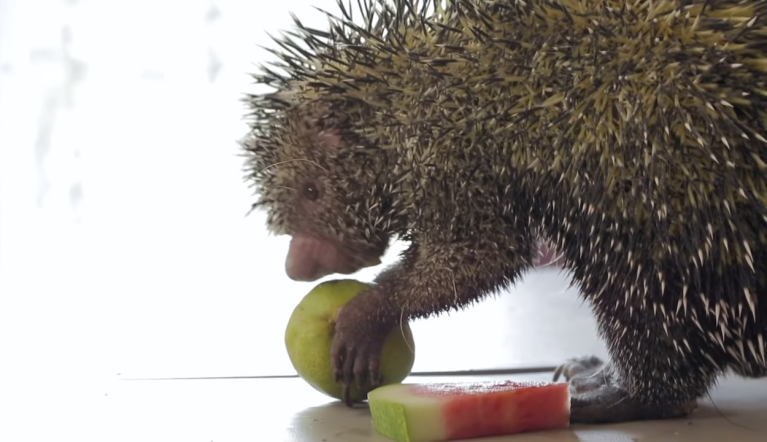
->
[331,234,534,406]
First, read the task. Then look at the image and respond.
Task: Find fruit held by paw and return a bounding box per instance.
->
[285,279,416,402]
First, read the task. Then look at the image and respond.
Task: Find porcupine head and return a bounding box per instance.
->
[242,84,403,282]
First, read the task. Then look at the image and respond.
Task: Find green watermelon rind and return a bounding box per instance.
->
[368,397,411,442]
[368,383,446,442]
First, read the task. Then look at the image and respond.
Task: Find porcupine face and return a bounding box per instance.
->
[243,97,392,282]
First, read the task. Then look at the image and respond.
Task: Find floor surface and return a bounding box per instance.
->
[103,372,767,442]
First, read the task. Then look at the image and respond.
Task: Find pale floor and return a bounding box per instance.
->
[106,372,767,442]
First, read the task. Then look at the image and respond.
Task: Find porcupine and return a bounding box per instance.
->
[242,0,767,424]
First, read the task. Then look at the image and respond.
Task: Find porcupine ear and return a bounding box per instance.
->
[302,106,345,152]
[268,81,344,152]
[313,129,342,151]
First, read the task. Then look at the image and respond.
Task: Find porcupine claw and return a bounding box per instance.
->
[554,355,607,394]
[331,292,390,407]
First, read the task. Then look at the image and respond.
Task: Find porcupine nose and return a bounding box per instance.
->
[285,235,332,281]
[285,252,327,281]
[286,258,327,281]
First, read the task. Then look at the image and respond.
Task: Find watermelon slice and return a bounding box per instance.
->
[368,380,571,442]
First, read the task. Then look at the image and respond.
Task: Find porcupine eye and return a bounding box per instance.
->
[303,182,320,201]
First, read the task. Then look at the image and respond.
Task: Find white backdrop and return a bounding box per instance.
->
[0,0,386,380]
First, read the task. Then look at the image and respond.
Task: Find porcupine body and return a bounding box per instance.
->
[243,0,767,423]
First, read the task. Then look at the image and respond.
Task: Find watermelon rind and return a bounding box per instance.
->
[368,398,410,442]
[368,384,446,442]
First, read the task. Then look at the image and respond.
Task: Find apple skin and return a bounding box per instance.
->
[285,279,416,402]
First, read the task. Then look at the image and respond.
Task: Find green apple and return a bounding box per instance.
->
[285,279,416,402]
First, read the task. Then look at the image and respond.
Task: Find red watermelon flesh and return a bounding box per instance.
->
[368,380,570,442]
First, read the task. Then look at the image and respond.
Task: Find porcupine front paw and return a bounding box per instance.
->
[554,356,697,424]
[330,293,390,407]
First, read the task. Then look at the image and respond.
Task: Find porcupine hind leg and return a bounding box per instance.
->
[727,309,767,377]
[729,325,767,378]
[553,267,719,424]
[732,363,767,378]
[553,355,698,424]
[731,241,767,379]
